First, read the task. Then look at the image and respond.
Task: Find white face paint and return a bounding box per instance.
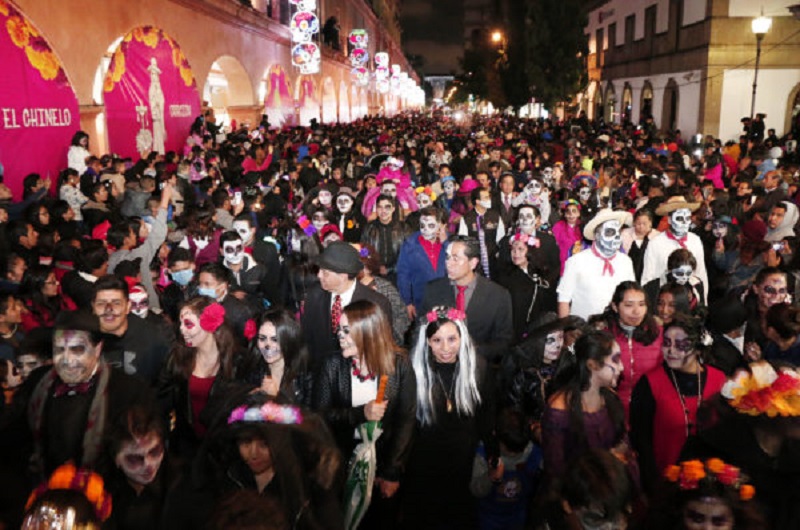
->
[232,221,254,245]
[528,180,542,195]
[542,168,554,188]
[660,173,673,188]
[579,187,592,202]
[518,208,538,234]
[311,212,328,231]
[257,321,282,363]
[381,183,397,198]
[543,330,564,363]
[595,220,622,257]
[419,215,440,241]
[223,240,245,265]
[712,222,728,239]
[417,193,432,208]
[336,195,353,214]
[669,208,692,237]
[318,190,332,206]
[443,181,456,197]
[129,291,149,319]
[670,264,693,285]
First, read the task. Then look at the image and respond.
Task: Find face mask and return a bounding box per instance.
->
[198,286,218,299]
[579,187,592,202]
[712,222,728,239]
[420,218,439,241]
[595,220,622,257]
[171,269,194,286]
[669,208,692,237]
[336,196,353,213]
[518,209,537,233]
[670,265,693,285]
[417,194,432,208]
[478,199,492,209]
[232,222,252,245]
[318,191,332,206]
[223,242,245,265]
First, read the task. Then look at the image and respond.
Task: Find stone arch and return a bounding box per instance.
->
[641,80,654,121]
[587,81,600,120]
[321,76,337,123]
[604,82,616,123]
[621,83,633,123]
[203,55,255,128]
[338,80,350,123]
[662,78,679,132]
[785,82,800,136]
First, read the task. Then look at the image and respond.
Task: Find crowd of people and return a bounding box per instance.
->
[0,109,799,529]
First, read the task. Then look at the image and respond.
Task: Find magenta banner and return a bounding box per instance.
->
[264,64,295,128]
[104,26,200,159]
[0,0,79,197]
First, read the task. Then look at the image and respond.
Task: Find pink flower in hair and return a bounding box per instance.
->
[199,302,226,332]
[244,319,257,341]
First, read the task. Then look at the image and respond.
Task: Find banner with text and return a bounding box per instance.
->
[0,0,79,197]
[103,26,200,159]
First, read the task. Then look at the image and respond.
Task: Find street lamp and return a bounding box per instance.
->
[750,13,772,120]
[491,30,503,45]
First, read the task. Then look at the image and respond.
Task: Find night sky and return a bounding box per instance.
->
[400,0,463,75]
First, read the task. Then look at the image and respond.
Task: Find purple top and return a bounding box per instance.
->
[541,405,619,477]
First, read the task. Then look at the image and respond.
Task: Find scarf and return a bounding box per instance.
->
[591,244,616,276]
[666,231,688,249]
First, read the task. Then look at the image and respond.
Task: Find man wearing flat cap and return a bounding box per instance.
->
[301,241,392,367]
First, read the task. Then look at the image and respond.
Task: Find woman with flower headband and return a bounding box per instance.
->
[644,458,766,530]
[552,198,584,274]
[402,306,497,530]
[681,361,800,528]
[158,296,242,460]
[630,313,727,493]
[313,299,415,527]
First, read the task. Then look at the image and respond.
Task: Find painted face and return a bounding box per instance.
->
[427,321,461,364]
[595,220,622,257]
[657,292,676,325]
[510,240,529,267]
[682,497,734,530]
[238,435,273,475]
[318,190,333,206]
[179,308,209,348]
[595,342,622,389]
[660,173,673,188]
[543,330,564,363]
[417,193,432,208]
[53,330,101,384]
[564,205,580,226]
[662,327,696,371]
[311,212,328,231]
[381,183,397,198]
[93,289,130,334]
[670,264,693,285]
[15,354,44,380]
[336,195,353,214]
[129,291,149,319]
[223,240,245,265]
[669,208,692,237]
[755,274,789,311]
[712,222,728,239]
[115,432,165,487]
[337,313,358,359]
[542,167,554,188]
[527,180,542,196]
[443,181,456,197]
[376,200,394,223]
[579,187,592,202]
[518,207,538,233]
[419,215,440,241]
[615,288,647,328]
[257,321,282,363]
[232,221,254,245]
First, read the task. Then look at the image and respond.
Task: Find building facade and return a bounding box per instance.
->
[584,0,800,140]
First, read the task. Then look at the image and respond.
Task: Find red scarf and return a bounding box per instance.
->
[591,244,616,276]
[666,231,688,248]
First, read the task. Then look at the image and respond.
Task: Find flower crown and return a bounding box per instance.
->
[426,307,465,323]
[664,459,755,501]
[26,463,113,522]
[415,186,437,201]
[721,361,800,417]
[228,401,304,425]
[297,215,317,236]
[560,198,581,211]
[199,302,226,333]
[512,231,540,248]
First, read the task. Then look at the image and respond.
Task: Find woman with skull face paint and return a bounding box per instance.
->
[630,313,726,493]
[332,187,365,243]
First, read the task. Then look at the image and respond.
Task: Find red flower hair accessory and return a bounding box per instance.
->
[244,319,257,341]
[199,302,226,332]
[512,231,540,248]
[664,458,755,501]
[721,361,800,417]
[426,306,466,323]
[26,463,113,522]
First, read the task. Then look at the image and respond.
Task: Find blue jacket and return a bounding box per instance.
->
[396,232,447,309]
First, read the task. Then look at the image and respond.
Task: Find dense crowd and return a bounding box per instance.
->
[0,110,799,530]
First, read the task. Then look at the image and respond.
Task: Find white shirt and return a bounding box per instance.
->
[458,213,506,243]
[640,231,708,303]
[557,247,635,320]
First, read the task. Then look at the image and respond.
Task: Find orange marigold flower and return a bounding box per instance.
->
[25,47,60,81]
[0,0,10,17]
[706,458,725,474]
[180,66,194,87]
[85,474,104,503]
[49,463,76,489]
[7,15,30,48]
[664,465,681,482]
[103,75,115,93]
[681,460,706,482]
[740,484,756,501]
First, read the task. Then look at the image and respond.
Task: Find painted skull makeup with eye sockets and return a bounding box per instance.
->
[318,190,332,206]
[517,208,537,233]
[595,220,622,257]
[671,265,693,285]
[336,196,353,213]
[543,330,564,363]
[417,193,432,208]
[669,208,692,237]
[579,187,592,201]
[381,183,397,198]
[232,221,253,245]
[419,216,440,241]
[712,222,728,239]
[223,241,245,265]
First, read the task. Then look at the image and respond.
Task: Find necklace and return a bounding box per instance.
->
[436,369,457,413]
[351,359,375,382]
[667,366,703,438]
[0,324,18,339]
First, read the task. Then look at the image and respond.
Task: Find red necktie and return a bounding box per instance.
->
[591,245,615,276]
[53,380,94,397]
[331,295,342,333]
[666,231,688,249]
[456,285,467,312]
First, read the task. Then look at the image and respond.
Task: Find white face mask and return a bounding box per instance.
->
[579,187,592,202]
[232,221,253,245]
[420,216,440,241]
[595,220,622,257]
[671,265,693,285]
[712,222,728,239]
[318,190,332,206]
[223,241,245,265]
[477,199,492,209]
[336,196,353,213]
[417,194,432,208]
[518,209,537,233]
[669,208,692,237]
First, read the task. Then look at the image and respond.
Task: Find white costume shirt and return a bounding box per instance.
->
[640,231,708,303]
[557,247,635,320]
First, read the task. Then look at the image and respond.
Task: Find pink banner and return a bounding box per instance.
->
[104,26,200,159]
[264,64,295,128]
[0,0,79,198]
[297,76,319,127]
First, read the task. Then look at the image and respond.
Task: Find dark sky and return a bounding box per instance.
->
[400,0,463,75]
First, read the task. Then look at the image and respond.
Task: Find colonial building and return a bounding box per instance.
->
[583,0,800,140]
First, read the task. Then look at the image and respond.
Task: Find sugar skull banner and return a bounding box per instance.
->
[292,42,320,75]
[264,64,295,127]
[103,26,201,159]
[0,0,79,197]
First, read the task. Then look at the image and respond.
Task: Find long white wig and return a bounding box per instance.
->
[411,317,481,426]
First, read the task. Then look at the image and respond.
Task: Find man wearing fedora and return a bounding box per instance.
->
[641,196,708,303]
[301,241,392,367]
[557,209,635,320]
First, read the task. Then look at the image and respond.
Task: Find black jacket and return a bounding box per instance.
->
[313,353,417,481]
[360,219,410,271]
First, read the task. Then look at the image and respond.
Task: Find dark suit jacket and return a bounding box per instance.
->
[492,192,515,228]
[420,276,513,363]
[301,282,393,366]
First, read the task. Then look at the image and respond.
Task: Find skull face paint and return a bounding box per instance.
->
[311,212,328,231]
[129,290,149,319]
[336,195,353,214]
[595,220,622,257]
[318,190,333,206]
[543,330,564,363]
[419,215,440,241]
[670,265,693,285]
[542,167,554,188]
[579,187,592,202]
[53,330,101,384]
[381,182,397,199]
[712,222,728,239]
[179,309,209,348]
[669,208,692,237]
[232,221,254,246]
[223,240,245,265]
[661,173,673,188]
[517,207,538,234]
[527,180,542,196]
[443,181,456,197]
[417,193,432,208]
[256,321,283,363]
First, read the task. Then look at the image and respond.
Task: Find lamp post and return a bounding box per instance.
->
[750,13,772,120]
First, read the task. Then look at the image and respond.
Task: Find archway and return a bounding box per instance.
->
[338,80,350,123]
[621,83,633,123]
[785,83,800,136]
[321,77,337,123]
[661,78,679,133]
[641,81,654,122]
[203,55,254,130]
[262,65,295,127]
[296,75,320,126]
[604,83,616,123]
[587,81,599,121]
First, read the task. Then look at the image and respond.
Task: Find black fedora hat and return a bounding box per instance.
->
[316,241,363,275]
